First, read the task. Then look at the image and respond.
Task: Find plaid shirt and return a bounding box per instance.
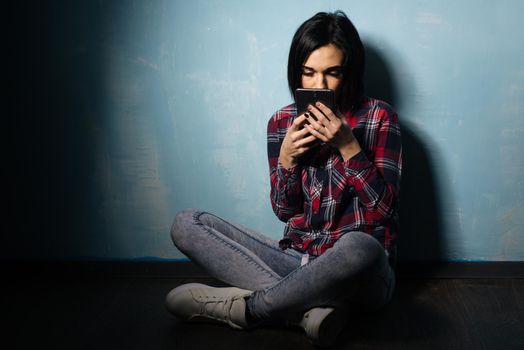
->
[267,97,402,257]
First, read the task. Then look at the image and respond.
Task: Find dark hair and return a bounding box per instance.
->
[288,11,365,113]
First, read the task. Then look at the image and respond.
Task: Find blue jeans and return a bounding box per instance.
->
[171,209,395,323]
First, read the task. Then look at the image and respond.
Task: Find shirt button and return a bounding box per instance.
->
[348,186,355,194]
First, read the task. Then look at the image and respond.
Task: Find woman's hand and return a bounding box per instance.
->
[279,114,317,169]
[304,102,362,161]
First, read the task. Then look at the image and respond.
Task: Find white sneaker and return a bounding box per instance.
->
[165,283,252,330]
[299,307,348,347]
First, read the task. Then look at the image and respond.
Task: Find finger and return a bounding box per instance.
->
[295,146,311,156]
[290,128,309,143]
[304,124,329,143]
[305,112,323,130]
[295,134,317,147]
[305,113,329,140]
[313,102,338,122]
[307,109,333,137]
[290,125,313,142]
[310,104,340,135]
[291,113,309,130]
[314,103,346,136]
[306,107,328,127]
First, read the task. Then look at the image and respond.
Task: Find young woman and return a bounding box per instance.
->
[166,11,402,347]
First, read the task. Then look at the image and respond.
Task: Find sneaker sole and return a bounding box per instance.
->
[305,307,348,347]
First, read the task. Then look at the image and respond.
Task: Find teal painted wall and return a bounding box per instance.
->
[10,0,524,261]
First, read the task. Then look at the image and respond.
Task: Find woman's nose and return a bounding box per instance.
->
[313,74,328,89]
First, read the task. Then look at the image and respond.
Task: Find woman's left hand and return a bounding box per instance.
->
[304,102,362,160]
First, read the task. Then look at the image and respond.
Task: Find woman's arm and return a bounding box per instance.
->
[267,109,313,222]
[341,107,402,224]
[306,101,401,225]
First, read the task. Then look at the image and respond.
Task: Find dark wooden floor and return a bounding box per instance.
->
[4,264,524,350]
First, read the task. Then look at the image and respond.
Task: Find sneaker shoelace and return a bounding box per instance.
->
[197,293,235,322]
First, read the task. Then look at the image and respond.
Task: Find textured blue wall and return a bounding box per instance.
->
[11,0,524,261]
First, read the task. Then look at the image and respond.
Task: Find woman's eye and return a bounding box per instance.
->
[328,70,342,77]
[302,71,314,77]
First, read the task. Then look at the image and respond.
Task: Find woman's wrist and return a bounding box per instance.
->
[339,138,361,161]
[279,153,296,169]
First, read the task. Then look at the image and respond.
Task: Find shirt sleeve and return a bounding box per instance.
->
[267,111,303,222]
[343,107,402,224]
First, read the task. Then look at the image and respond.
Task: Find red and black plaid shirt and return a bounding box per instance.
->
[267,97,402,257]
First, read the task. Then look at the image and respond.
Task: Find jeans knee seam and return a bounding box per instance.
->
[228,222,301,260]
[192,211,282,281]
[196,211,300,261]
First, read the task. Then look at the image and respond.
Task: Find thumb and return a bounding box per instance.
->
[291,114,308,130]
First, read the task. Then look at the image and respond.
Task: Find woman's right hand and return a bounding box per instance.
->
[279,114,317,169]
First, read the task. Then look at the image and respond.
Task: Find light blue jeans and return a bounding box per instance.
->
[171,209,395,324]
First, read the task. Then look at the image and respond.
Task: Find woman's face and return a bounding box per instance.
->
[301,43,344,93]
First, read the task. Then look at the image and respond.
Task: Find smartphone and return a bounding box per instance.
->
[294,88,336,117]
